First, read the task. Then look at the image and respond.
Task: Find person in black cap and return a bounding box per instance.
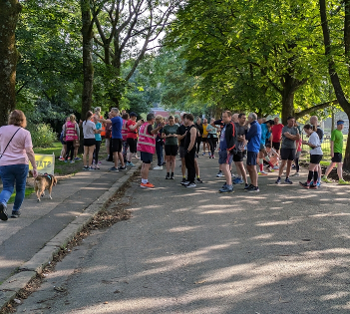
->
[126,112,140,167]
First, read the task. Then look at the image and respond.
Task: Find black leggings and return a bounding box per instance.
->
[66,141,74,161]
[208,136,217,156]
[93,141,101,164]
[196,138,201,154]
[295,157,300,172]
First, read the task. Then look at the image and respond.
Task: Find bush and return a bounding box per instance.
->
[27,123,57,148]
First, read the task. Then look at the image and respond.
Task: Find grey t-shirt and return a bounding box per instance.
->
[83,120,96,139]
[281,126,299,149]
[235,122,248,151]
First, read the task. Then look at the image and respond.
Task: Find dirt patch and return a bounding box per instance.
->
[0,171,138,314]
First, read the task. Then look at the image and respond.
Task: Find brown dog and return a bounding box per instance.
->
[34,173,57,202]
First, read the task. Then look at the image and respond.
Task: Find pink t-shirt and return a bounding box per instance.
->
[0,125,33,166]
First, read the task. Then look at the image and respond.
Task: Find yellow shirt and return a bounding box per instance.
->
[202,123,208,138]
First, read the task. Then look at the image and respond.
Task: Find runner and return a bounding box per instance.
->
[137,113,164,188]
[153,115,165,170]
[63,114,79,164]
[206,118,219,159]
[126,112,139,167]
[245,113,261,192]
[310,116,324,187]
[92,114,102,169]
[291,120,302,177]
[177,113,188,183]
[275,116,300,184]
[162,116,179,180]
[322,120,349,184]
[271,117,284,154]
[98,108,126,172]
[182,114,197,188]
[121,113,129,164]
[233,113,249,188]
[202,118,209,156]
[82,111,97,170]
[105,112,113,162]
[216,111,236,193]
[299,124,323,189]
[258,119,272,176]
[195,117,203,157]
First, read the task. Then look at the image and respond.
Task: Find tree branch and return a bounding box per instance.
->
[294,100,338,119]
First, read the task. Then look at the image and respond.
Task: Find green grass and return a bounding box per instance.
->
[33,142,62,156]
[8,188,35,204]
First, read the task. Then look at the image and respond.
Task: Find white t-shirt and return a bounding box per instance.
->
[308,132,322,155]
[83,120,96,139]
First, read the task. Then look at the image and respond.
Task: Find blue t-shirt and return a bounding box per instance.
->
[220,124,227,150]
[111,116,123,139]
[260,123,270,145]
[95,122,102,141]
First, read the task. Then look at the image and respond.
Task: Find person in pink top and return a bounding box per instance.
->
[0,110,38,220]
[62,114,80,163]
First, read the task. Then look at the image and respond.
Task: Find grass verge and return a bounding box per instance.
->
[8,188,35,204]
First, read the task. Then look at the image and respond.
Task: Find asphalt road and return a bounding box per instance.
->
[16,156,350,314]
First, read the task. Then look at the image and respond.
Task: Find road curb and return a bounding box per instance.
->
[0,165,140,311]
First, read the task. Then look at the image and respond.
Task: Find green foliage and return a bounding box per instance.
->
[28,123,57,148]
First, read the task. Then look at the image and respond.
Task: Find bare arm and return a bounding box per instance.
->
[187,127,197,152]
[26,147,38,178]
[330,141,334,157]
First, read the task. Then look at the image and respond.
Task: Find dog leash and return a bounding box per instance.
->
[0,128,21,160]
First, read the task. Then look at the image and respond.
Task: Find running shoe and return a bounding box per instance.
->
[197,178,203,183]
[291,172,300,177]
[317,181,321,187]
[165,174,170,180]
[212,155,215,159]
[10,211,20,218]
[216,171,223,177]
[233,177,244,184]
[181,181,190,186]
[119,166,127,171]
[310,183,318,189]
[0,203,8,221]
[83,166,89,170]
[64,160,68,163]
[275,177,281,184]
[59,157,65,161]
[153,166,163,170]
[222,182,227,189]
[273,166,279,170]
[181,178,187,183]
[95,165,100,170]
[74,157,81,161]
[219,185,233,193]
[299,182,309,189]
[258,171,268,176]
[88,166,94,171]
[128,162,135,167]
[284,178,293,184]
[186,182,197,188]
[245,184,254,191]
[266,167,275,172]
[140,182,155,188]
[70,160,75,164]
[231,173,237,178]
[109,167,119,172]
[202,152,206,156]
[321,176,332,183]
[249,186,260,193]
[339,179,350,185]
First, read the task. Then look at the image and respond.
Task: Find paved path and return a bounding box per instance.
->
[15,156,350,313]
[0,160,137,284]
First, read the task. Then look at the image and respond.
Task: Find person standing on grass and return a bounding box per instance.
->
[310,116,324,187]
[218,110,236,193]
[126,112,139,167]
[275,116,300,185]
[245,113,261,192]
[162,116,179,180]
[63,114,80,164]
[98,108,126,172]
[322,120,349,184]
[59,116,69,161]
[0,110,38,220]
[299,124,323,189]
[138,113,164,189]
[181,114,198,188]
[292,120,303,177]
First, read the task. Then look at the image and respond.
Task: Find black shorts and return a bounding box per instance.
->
[280,148,296,161]
[272,142,280,151]
[233,151,245,162]
[246,151,258,166]
[83,138,96,147]
[141,152,153,164]
[332,153,342,163]
[310,154,323,164]
[202,137,208,143]
[179,146,186,158]
[111,138,122,153]
[127,138,137,153]
[165,145,178,156]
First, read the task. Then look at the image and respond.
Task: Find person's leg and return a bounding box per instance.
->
[221,163,232,186]
[13,164,29,214]
[317,164,322,183]
[324,162,335,178]
[246,165,254,185]
[142,163,151,182]
[83,146,89,167]
[286,160,293,178]
[0,166,16,207]
[294,156,300,173]
[236,162,247,184]
[187,150,196,183]
[251,164,258,187]
[181,157,186,178]
[278,160,287,177]
[165,155,171,174]
[194,158,200,178]
[65,142,71,161]
[95,141,101,165]
[171,156,176,173]
[88,146,95,167]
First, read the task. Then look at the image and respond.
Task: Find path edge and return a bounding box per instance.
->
[0,165,140,311]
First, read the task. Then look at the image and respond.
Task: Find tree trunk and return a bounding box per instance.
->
[0,1,22,126]
[331,109,335,133]
[281,90,295,125]
[80,0,94,152]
